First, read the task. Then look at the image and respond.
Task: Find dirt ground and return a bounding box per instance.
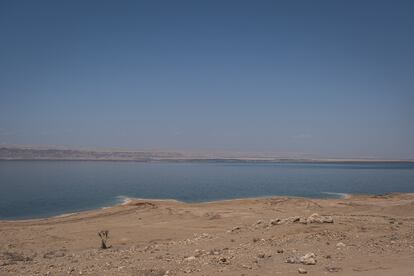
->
[1,193,414,275]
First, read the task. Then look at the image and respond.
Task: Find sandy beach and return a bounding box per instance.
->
[1,194,414,275]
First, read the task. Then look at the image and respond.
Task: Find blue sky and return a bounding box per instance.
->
[0,0,413,158]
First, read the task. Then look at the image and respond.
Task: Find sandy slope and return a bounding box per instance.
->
[1,194,414,275]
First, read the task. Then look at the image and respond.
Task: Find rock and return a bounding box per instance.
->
[218,256,229,264]
[200,233,211,239]
[307,213,322,223]
[323,216,334,223]
[185,256,196,261]
[298,268,308,274]
[3,251,32,262]
[272,215,333,225]
[307,213,334,224]
[286,256,300,264]
[194,249,204,257]
[209,250,220,255]
[270,218,282,225]
[325,266,342,272]
[277,249,284,254]
[308,213,323,223]
[336,242,346,247]
[300,253,317,265]
[228,226,241,232]
[43,250,66,259]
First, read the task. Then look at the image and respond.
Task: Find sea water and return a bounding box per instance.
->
[1,161,413,220]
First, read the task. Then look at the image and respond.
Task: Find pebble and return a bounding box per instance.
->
[228,226,241,233]
[270,219,282,225]
[325,266,342,272]
[298,268,308,274]
[300,253,317,265]
[218,256,229,264]
[194,249,204,257]
[286,256,299,264]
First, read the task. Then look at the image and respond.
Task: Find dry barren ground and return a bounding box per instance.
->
[1,194,414,275]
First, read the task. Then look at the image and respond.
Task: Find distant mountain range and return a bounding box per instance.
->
[0,146,412,163]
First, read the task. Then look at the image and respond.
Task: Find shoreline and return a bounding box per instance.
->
[0,193,354,222]
[0,192,386,223]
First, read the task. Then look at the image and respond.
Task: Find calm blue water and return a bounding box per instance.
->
[1,161,414,220]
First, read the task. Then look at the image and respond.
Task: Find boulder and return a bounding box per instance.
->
[307,213,333,224]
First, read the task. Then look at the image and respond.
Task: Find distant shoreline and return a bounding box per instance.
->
[1,158,414,164]
[0,146,414,163]
[1,146,413,163]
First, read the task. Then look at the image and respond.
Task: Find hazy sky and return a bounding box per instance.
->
[0,0,413,158]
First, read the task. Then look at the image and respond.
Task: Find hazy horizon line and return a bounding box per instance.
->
[1,144,413,161]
